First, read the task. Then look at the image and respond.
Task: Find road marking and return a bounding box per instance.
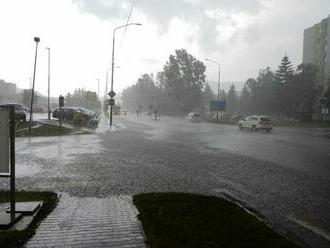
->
[288,215,330,241]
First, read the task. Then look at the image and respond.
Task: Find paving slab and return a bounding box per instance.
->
[26,194,146,248]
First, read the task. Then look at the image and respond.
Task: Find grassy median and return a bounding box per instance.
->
[15,125,72,137]
[133,193,299,248]
[0,191,59,248]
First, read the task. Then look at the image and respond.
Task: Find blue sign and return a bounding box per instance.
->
[210,100,226,111]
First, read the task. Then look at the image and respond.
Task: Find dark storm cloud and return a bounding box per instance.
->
[72,0,266,53]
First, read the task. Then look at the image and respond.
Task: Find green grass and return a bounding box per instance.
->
[133,193,299,248]
[0,191,59,248]
[16,125,72,137]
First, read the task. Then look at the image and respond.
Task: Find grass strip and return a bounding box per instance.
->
[0,191,59,248]
[16,125,72,137]
[133,192,299,248]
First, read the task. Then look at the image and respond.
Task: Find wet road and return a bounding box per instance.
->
[2,115,330,247]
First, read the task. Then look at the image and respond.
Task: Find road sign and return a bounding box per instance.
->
[210,100,226,111]
[108,91,116,98]
[0,109,9,174]
[108,99,115,106]
[59,95,64,107]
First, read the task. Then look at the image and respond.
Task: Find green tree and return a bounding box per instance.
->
[201,83,215,106]
[275,55,294,84]
[226,84,237,114]
[162,49,206,111]
[288,63,322,120]
[238,84,250,115]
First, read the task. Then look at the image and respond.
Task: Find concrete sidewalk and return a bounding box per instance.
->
[27,194,146,248]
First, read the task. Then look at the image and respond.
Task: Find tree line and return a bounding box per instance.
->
[122,49,214,115]
[232,55,326,121]
[122,49,329,120]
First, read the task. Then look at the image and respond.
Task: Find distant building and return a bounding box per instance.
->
[0,79,17,96]
[303,15,330,86]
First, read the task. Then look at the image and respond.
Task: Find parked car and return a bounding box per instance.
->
[0,103,27,122]
[237,115,273,132]
[186,112,202,122]
[52,107,77,121]
[52,107,95,122]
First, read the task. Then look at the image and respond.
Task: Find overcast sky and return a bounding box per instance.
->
[0,0,329,97]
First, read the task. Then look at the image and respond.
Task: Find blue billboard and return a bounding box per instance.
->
[209,100,226,111]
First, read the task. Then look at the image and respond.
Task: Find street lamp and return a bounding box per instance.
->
[205,58,221,120]
[29,37,40,134]
[46,47,51,120]
[109,22,142,127]
[97,78,100,99]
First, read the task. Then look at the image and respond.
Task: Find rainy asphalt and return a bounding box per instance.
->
[2,114,330,247]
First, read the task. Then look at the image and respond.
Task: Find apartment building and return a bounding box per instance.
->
[303,15,330,86]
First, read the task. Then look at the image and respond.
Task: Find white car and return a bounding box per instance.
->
[237,115,273,132]
[186,112,201,122]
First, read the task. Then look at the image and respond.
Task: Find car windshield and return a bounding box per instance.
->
[0,2,329,248]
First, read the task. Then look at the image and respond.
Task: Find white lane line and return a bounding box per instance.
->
[288,215,330,241]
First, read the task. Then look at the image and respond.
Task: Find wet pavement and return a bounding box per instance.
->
[1,114,329,247]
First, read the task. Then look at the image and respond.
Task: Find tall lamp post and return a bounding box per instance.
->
[29,37,40,134]
[109,22,142,127]
[46,47,51,120]
[97,78,100,99]
[205,58,221,120]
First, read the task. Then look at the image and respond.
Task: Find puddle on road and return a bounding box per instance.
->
[16,162,42,177]
[15,132,106,177]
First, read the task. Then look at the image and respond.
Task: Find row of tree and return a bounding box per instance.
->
[225,56,326,120]
[122,49,328,120]
[122,49,214,115]
[123,49,214,115]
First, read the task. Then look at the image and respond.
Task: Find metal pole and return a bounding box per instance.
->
[110,30,115,127]
[29,37,40,134]
[109,23,141,126]
[47,47,51,120]
[104,70,109,116]
[205,58,220,121]
[217,65,220,100]
[218,64,220,120]
[97,78,100,100]
[9,106,16,221]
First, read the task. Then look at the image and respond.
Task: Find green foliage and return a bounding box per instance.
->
[134,193,299,248]
[285,63,322,120]
[122,49,206,115]
[162,49,206,111]
[201,83,215,106]
[237,55,322,121]
[226,84,237,113]
[275,55,294,84]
